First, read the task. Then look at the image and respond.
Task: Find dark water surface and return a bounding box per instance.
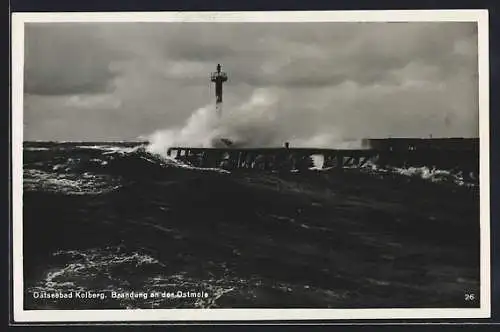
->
[22,142,480,309]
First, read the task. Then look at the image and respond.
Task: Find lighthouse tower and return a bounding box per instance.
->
[210,64,228,118]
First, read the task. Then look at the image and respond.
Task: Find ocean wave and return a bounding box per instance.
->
[25,144,230,181]
[23,169,123,195]
[26,246,246,309]
[305,159,475,187]
[26,246,164,300]
[359,161,476,187]
[26,242,348,309]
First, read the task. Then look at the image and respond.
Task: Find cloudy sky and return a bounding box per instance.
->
[23,21,479,143]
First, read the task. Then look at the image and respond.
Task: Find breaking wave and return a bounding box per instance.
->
[23,143,231,194]
[358,161,477,187]
[144,89,364,156]
[23,169,123,195]
[25,245,349,309]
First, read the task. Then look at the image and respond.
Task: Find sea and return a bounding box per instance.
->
[22,141,480,310]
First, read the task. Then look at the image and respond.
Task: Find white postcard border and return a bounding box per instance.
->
[11,9,491,322]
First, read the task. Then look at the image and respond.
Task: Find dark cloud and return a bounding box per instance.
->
[22,21,479,141]
[24,24,123,95]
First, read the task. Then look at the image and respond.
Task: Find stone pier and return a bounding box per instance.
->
[166,147,379,171]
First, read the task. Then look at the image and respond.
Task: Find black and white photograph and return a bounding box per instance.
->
[12,10,490,322]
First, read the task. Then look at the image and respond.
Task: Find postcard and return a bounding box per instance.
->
[11,9,490,322]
